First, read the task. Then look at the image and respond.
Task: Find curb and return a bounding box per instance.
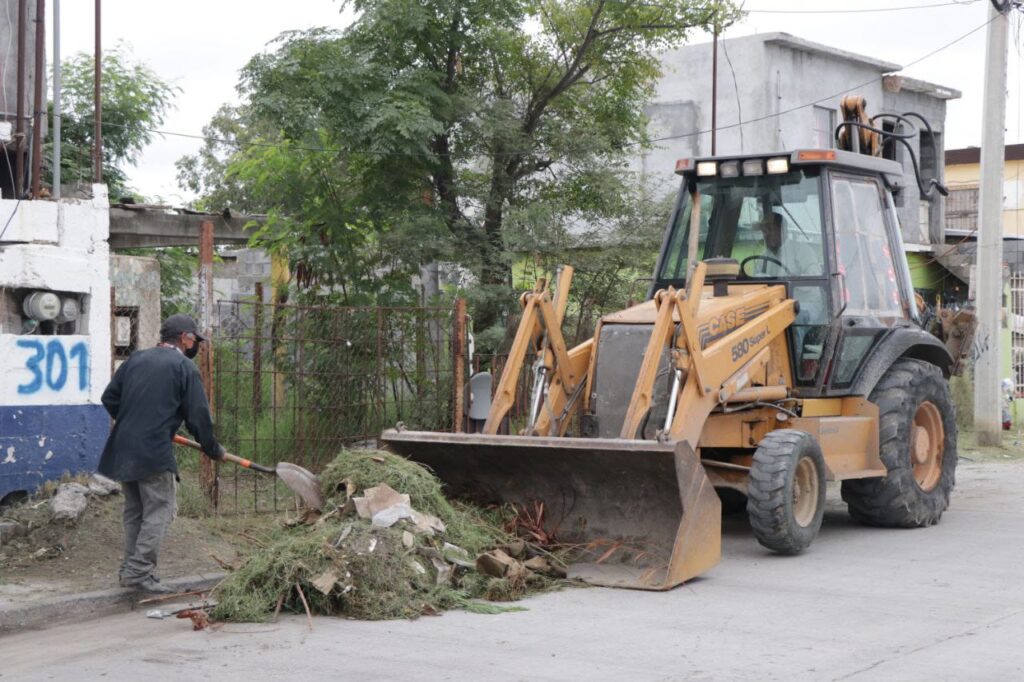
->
[0,572,225,635]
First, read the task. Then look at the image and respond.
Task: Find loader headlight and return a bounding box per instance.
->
[766,157,790,174]
[696,161,718,177]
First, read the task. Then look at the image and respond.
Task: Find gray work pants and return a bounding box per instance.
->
[120,471,177,583]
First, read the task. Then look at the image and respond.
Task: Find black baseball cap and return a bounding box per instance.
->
[160,314,206,342]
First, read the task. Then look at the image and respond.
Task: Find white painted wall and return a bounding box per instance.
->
[0,185,112,406]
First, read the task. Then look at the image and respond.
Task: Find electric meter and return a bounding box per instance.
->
[22,291,61,321]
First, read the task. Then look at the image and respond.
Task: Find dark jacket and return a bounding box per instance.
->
[98,346,223,482]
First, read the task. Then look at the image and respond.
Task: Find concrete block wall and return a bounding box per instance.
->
[0,186,111,500]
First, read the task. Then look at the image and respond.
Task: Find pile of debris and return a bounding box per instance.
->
[210,449,566,622]
[0,474,120,564]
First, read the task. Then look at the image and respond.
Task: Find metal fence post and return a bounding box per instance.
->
[197,221,218,507]
[452,298,466,432]
[253,282,263,416]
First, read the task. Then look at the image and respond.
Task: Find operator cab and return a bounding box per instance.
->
[653,150,918,395]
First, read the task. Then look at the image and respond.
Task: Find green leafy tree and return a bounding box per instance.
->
[175,103,273,213]
[50,42,178,198]
[182,0,741,341]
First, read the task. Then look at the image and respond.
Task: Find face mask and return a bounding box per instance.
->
[185,342,200,360]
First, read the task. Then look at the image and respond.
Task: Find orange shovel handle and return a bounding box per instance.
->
[172,434,274,473]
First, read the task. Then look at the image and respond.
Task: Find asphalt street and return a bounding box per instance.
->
[4,459,1023,681]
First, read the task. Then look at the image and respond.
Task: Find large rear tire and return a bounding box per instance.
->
[747,429,826,554]
[841,358,957,527]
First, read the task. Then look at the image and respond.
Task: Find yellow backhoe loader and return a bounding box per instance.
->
[383,98,976,590]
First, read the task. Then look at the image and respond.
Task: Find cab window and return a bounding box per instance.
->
[831,175,904,317]
[657,168,826,284]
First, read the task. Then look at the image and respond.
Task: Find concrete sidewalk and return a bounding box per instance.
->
[0,572,223,634]
[4,459,1024,681]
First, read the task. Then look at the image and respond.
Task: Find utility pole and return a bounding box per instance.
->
[93,0,101,184]
[974,0,1010,446]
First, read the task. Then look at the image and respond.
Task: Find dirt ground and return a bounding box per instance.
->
[0,488,279,593]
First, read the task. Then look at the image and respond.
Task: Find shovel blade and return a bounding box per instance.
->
[381,430,720,590]
[275,462,325,511]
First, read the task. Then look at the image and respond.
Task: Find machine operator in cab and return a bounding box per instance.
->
[755,211,819,277]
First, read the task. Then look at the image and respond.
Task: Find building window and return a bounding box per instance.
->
[919,131,940,200]
[813,106,835,149]
[946,185,979,232]
[881,121,901,162]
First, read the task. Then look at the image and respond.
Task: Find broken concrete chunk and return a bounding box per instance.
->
[0,521,26,546]
[475,549,517,578]
[88,474,120,496]
[429,556,452,586]
[50,483,89,521]
[402,531,415,548]
[524,556,567,578]
[442,543,475,569]
[505,538,527,558]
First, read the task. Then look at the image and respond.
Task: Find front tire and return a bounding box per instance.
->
[747,430,826,554]
[841,358,957,527]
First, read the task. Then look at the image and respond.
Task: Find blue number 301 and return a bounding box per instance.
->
[16,340,89,394]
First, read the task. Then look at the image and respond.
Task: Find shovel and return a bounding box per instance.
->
[172,435,324,510]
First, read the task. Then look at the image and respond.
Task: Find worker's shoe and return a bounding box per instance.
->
[123,575,173,595]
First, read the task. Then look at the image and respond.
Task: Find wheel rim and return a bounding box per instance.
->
[792,456,819,527]
[911,401,944,492]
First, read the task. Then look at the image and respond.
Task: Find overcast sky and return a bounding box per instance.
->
[52,0,1021,201]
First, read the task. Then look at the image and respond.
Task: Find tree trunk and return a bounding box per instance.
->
[475,159,514,335]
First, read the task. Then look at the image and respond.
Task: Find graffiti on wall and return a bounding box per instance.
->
[1,335,92,405]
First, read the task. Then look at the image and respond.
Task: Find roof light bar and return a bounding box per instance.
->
[696,161,717,177]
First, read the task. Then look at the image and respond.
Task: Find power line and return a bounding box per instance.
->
[94,13,996,161]
[609,0,984,15]
[746,0,982,14]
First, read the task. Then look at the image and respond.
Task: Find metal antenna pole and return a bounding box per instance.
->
[974,1,1010,446]
[53,0,61,199]
[711,26,718,156]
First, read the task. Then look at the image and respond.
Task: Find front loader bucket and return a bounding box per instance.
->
[381,430,721,590]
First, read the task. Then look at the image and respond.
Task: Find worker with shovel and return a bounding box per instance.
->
[98,314,225,595]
